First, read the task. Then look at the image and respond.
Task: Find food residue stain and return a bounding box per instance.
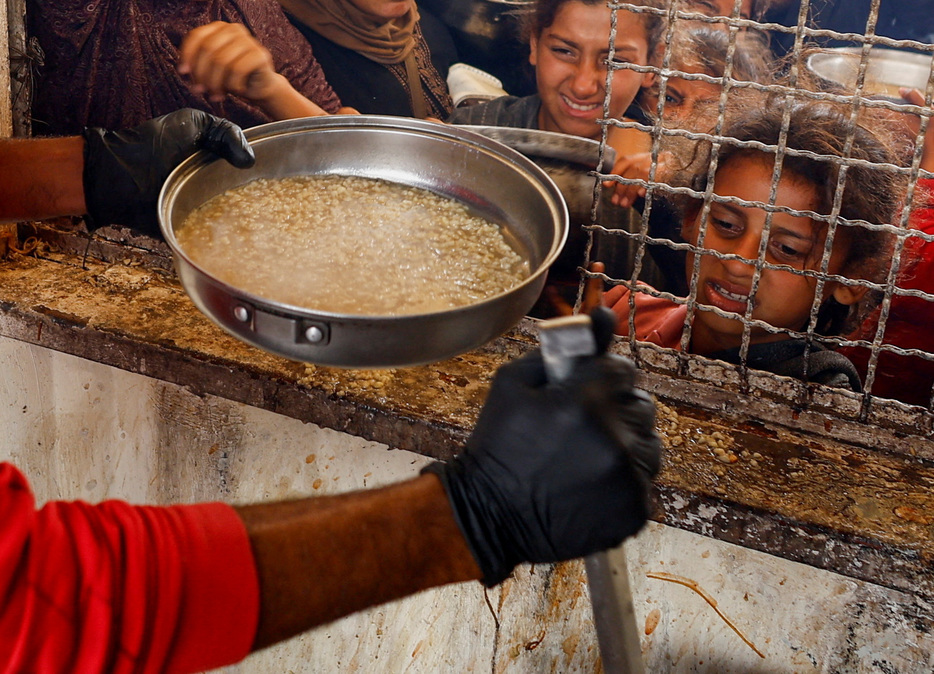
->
[894,505,932,525]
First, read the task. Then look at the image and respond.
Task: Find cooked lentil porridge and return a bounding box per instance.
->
[177,175,530,316]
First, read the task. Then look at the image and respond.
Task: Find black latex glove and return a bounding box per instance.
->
[82,108,255,236]
[424,326,661,587]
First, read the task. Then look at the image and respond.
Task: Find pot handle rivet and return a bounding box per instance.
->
[305,325,325,343]
[233,305,251,323]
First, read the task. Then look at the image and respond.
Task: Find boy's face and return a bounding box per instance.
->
[530,2,652,140]
[684,155,856,354]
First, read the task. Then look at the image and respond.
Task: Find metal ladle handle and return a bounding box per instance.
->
[538,315,644,674]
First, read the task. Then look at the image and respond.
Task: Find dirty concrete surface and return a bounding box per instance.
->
[0,242,931,600]
[2,336,932,673]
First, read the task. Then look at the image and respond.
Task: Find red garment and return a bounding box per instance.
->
[605,283,687,349]
[839,179,934,406]
[0,463,259,674]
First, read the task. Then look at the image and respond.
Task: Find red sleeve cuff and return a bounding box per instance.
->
[163,502,260,674]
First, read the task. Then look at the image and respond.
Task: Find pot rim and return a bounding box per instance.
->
[158,114,569,323]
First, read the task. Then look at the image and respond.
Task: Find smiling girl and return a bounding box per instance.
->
[447,0,663,141]
[604,99,902,390]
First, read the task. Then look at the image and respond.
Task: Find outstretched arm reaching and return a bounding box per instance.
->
[178,22,358,121]
[0,109,254,235]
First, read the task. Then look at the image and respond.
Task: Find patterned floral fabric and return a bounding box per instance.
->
[27,0,342,136]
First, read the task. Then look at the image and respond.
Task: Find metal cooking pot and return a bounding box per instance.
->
[158,116,568,368]
[806,47,934,99]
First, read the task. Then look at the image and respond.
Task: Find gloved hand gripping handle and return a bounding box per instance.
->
[538,310,645,674]
[423,307,660,612]
[82,109,255,236]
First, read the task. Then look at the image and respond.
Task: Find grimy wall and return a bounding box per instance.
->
[2,336,931,672]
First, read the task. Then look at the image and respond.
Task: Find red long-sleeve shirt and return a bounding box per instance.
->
[840,179,934,406]
[0,463,260,673]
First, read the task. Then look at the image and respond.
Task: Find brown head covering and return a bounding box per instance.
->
[279,0,419,65]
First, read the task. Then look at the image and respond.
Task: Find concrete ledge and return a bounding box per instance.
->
[0,246,932,601]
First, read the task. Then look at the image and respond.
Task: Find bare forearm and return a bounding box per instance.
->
[255,74,333,121]
[0,136,86,221]
[234,473,481,650]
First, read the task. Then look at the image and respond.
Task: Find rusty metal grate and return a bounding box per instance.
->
[587,0,934,431]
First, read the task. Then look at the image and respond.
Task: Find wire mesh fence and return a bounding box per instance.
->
[588,0,934,423]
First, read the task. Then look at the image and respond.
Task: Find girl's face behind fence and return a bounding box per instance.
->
[686,0,752,20]
[684,155,864,354]
[529,1,652,140]
[644,74,721,122]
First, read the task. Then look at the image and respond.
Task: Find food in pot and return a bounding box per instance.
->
[177,175,530,315]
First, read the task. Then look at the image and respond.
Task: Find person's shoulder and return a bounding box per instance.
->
[417,6,458,64]
[447,95,540,128]
[447,95,528,124]
[0,462,29,492]
[735,340,863,391]
[801,346,863,391]
[913,178,934,236]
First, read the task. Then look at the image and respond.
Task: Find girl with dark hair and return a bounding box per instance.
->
[446,0,664,141]
[606,21,775,295]
[604,97,902,390]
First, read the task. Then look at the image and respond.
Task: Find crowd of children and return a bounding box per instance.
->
[442,0,934,404]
